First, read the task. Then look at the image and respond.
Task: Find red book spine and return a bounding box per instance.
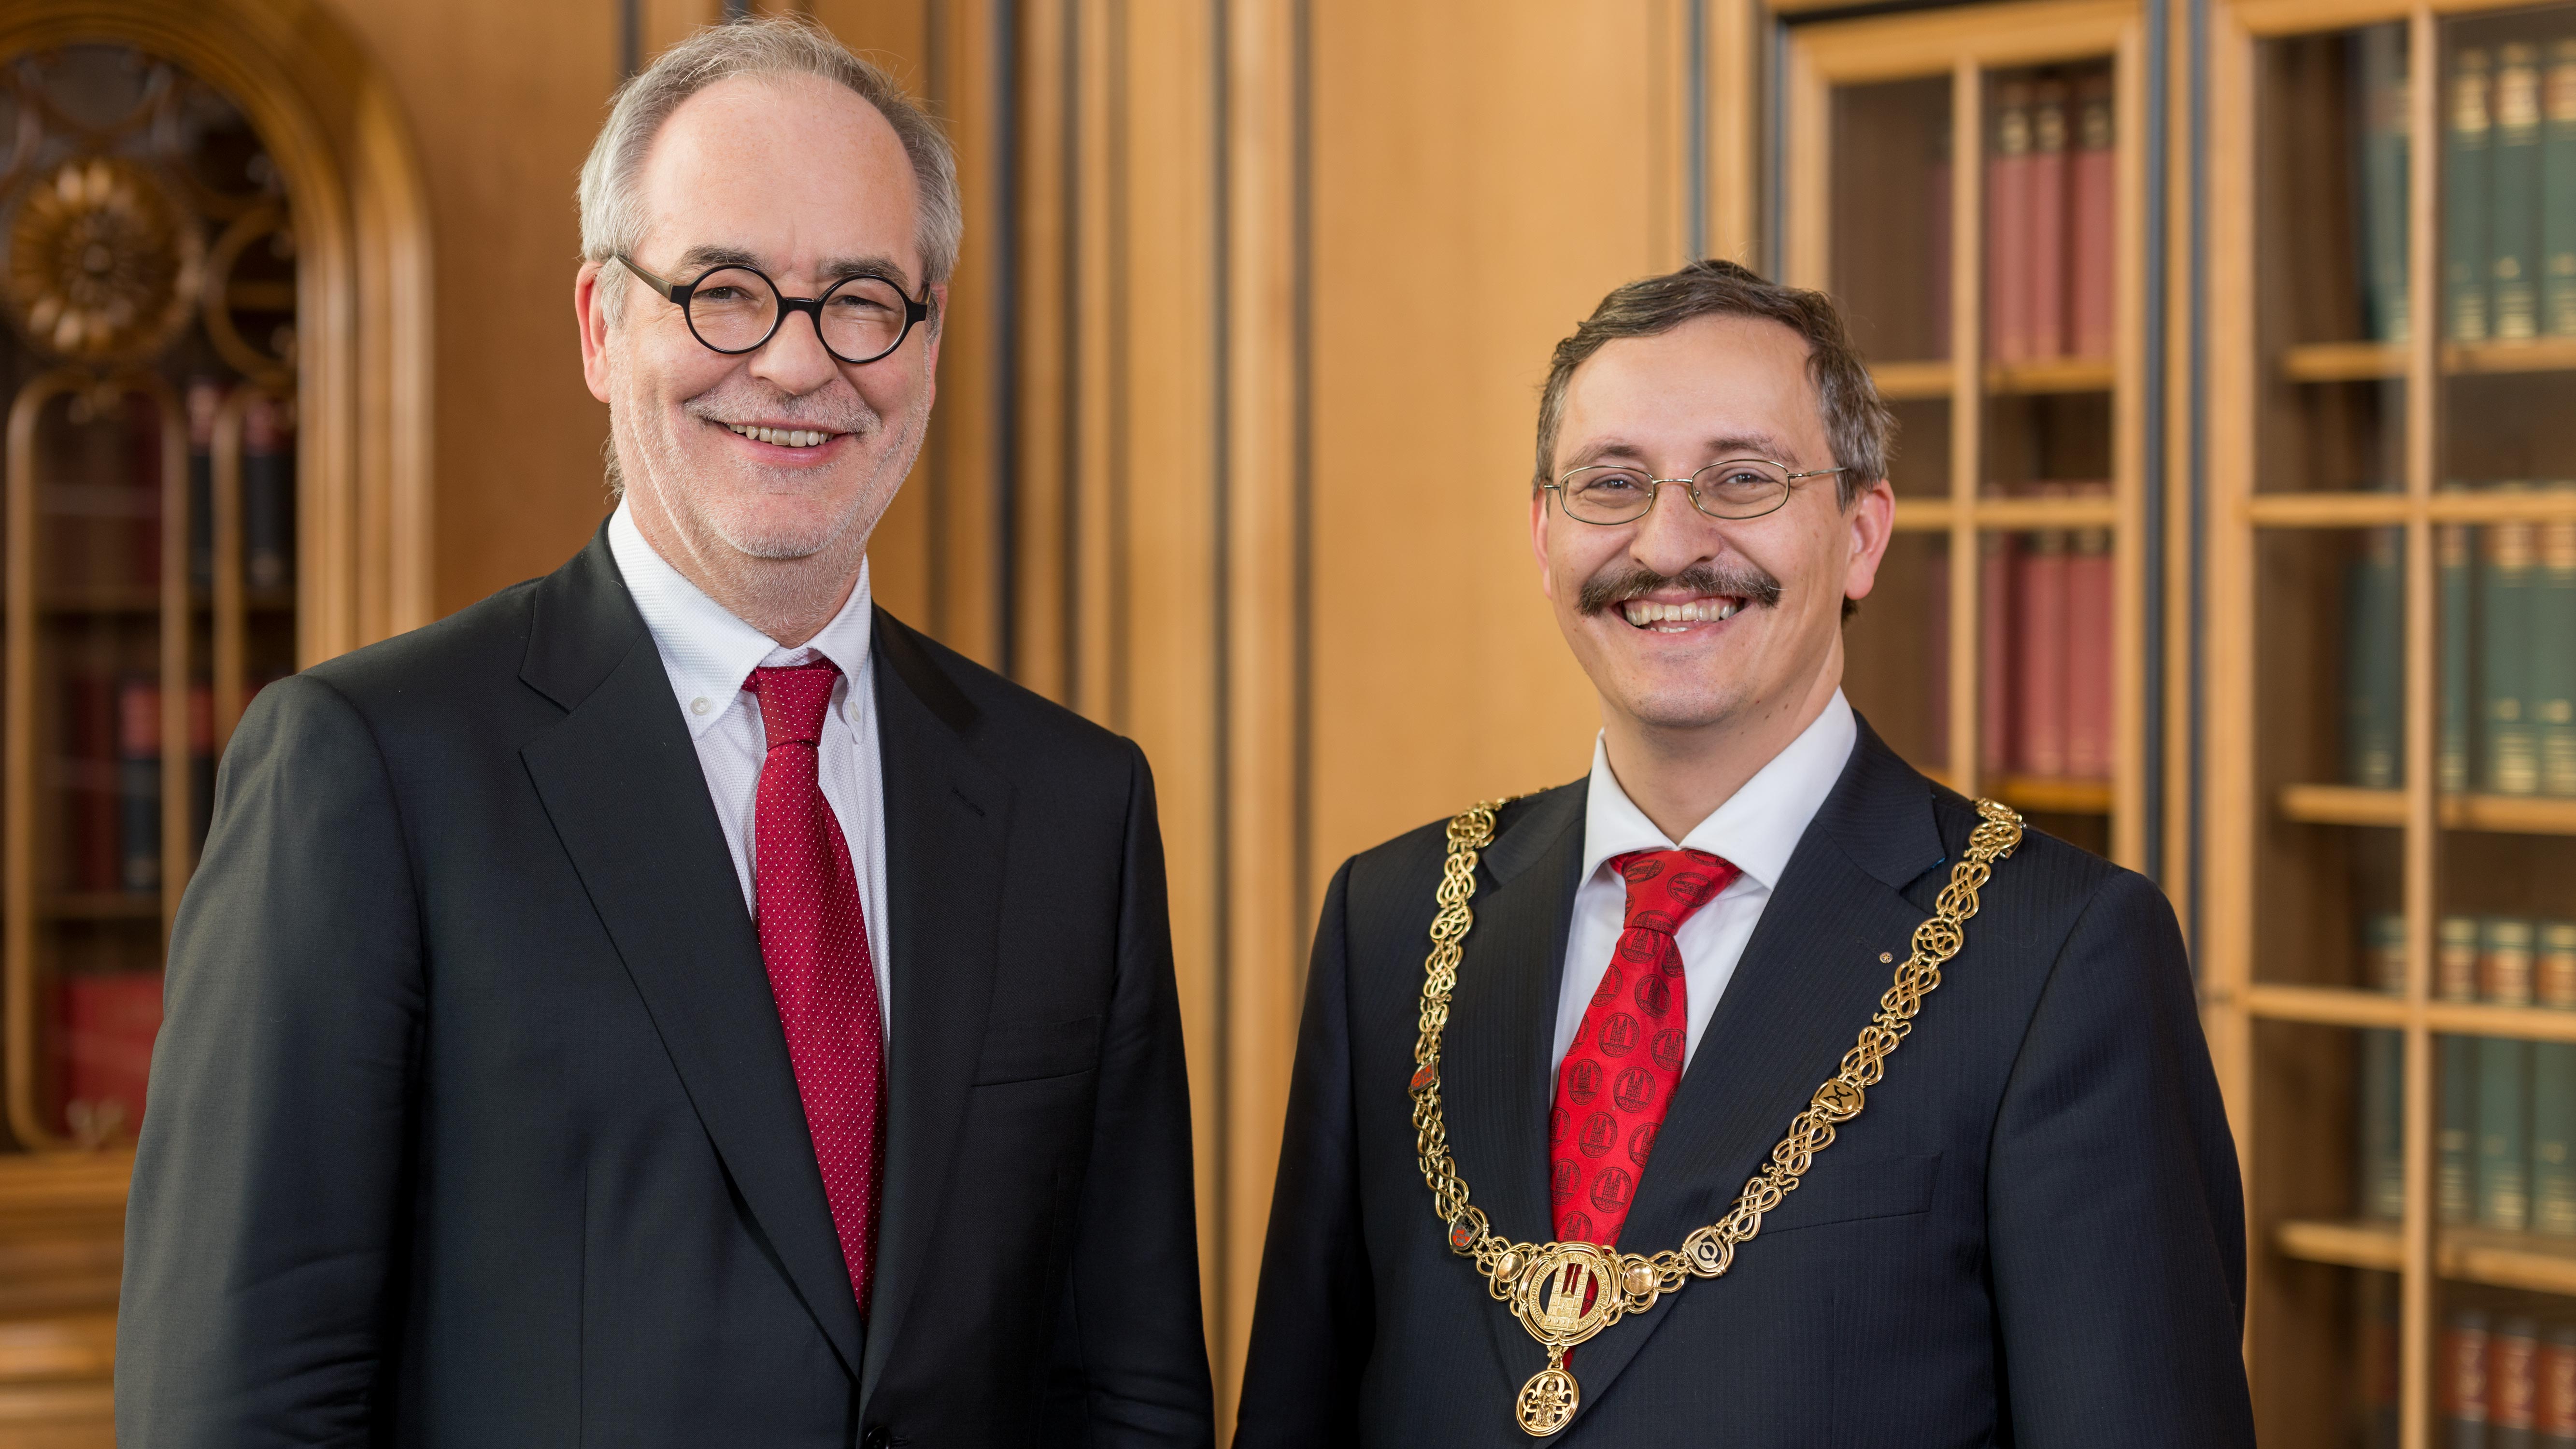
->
[2024,81,2071,360]
[127,392,162,591]
[1986,85,2035,363]
[2540,1324,2576,1441]
[59,970,163,1141]
[2014,521,2071,777]
[2070,75,2118,360]
[2066,485,2116,780]
[2499,1318,2543,1438]
[1979,534,2015,777]
[2451,1311,2494,1434]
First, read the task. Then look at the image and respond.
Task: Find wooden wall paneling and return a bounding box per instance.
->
[313,0,602,624]
[1113,0,1227,1381]
[916,0,1007,667]
[806,1,941,627]
[1950,59,1987,795]
[1219,0,1304,1421]
[2111,19,2150,867]
[1706,0,1767,268]
[1304,0,1691,895]
[1072,0,1124,726]
[1013,0,1077,705]
[2396,10,2440,1445]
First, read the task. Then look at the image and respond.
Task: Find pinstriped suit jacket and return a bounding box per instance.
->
[1235,718,2253,1448]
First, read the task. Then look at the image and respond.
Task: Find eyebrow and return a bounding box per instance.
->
[1564,433,1800,470]
[672,243,918,294]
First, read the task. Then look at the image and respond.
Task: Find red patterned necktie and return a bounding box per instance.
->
[748,660,885,1313]
[1550,848,1740,1247]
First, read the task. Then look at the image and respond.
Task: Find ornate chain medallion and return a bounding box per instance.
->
[1409,796,2024,1436]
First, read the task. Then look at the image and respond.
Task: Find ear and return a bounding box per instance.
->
[1838,477,1898,605]
[1530,488,1559,603]
[576,260,614,405]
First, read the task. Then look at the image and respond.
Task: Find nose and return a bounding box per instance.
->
[1626,480,1721,576]
[745,305,844,397]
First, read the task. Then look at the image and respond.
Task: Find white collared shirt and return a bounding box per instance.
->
[607,502,891,1032]
[1551,691,1858,1074]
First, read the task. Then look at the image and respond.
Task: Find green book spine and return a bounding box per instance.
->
[2453,49,2496,342]
[2486,507,2541,795]
[2363,26,2415,343]
[2444,514,2478,793]
[2441,916,2482,1226]
[2539,506,2576,796]
[2349,528,2406,787]
[2363,1027,2408,1220]
[2495,43,2546,341]
[2478,918,2536,1232]
[2544,40,2576,338]
[2533,922,2576,1237]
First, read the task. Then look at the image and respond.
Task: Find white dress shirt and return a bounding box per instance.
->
[1551,691,1858,1075]
[607,502,891,1030]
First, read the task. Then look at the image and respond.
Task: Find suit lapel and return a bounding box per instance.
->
[1549,717,1947,1423]
[857,612,1013,1407]
[1437,783,1586,1382]
[517,530,866,1379]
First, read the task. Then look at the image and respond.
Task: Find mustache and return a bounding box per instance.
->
[1577,560,1784,616]
[683,381,883,438]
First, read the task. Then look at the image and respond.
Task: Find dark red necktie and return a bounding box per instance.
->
[748,660,885,1312]
[1550,848,1739,1247]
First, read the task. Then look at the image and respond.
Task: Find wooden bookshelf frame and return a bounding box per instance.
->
[2204,0,2576,1440]
[0,0,435,1163]
[1782,0,2152,865]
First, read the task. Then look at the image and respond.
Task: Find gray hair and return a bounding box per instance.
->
[577,16,962,319]
[1534,259,1893,505]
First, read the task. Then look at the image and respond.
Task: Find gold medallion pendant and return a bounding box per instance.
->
[1409,796,2023,1436]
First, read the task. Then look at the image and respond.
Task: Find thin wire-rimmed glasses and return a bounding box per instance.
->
[615,255,932,366]
[1539,459,1846,524]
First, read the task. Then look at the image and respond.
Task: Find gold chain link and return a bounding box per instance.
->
[1408,795,2024,1435]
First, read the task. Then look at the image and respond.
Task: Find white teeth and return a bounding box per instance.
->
[726,424,832,448]
[1620,597,1744,627]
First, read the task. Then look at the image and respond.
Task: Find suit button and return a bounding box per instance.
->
[861,1428,892,1449]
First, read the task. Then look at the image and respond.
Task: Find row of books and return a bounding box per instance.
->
[1973,71,2118,364]
[2354,915,2576,1235]
[2437,1299,2576,1447]
[2444,37,2576,346]
[62,676,215,895]
[56,969,160,1145]
[35,383,294,597]
[1921,486,2116,781]
[2343,490,2576,796]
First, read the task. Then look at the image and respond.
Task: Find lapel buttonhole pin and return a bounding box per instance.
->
[1879,951,1894,963]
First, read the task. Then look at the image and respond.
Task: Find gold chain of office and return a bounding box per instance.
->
[1408,796,2024,1437]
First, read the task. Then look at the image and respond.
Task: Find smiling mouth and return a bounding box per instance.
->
[717,421,844,450]
[1620,595,1745,631]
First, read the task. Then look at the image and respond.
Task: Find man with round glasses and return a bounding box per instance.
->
[119,18,1211,1448]
[1235,260,2252,1445]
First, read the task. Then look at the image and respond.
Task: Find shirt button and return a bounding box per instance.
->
[690,696,712,716]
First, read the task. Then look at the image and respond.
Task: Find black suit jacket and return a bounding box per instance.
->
[1235,719,2251,1448]
[117,529,1213,1448]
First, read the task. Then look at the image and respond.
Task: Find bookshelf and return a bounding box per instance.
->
[0,49,306,1165]
[1782,0,2150,867]
[2203,0,2576,1441]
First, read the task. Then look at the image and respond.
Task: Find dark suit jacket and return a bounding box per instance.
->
[117,528,1213,1448]
[1234,719,2251,1448]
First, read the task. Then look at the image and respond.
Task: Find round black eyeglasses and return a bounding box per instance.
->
[615,255,932,366]
[1539,459,1846,525]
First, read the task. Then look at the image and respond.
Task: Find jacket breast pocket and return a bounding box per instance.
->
[1758,1151,1941,1235]
[971,1013,1103,1086]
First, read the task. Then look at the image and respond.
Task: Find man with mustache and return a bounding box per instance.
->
[1234,261,2251,1446]
[117,19,1211,1448]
